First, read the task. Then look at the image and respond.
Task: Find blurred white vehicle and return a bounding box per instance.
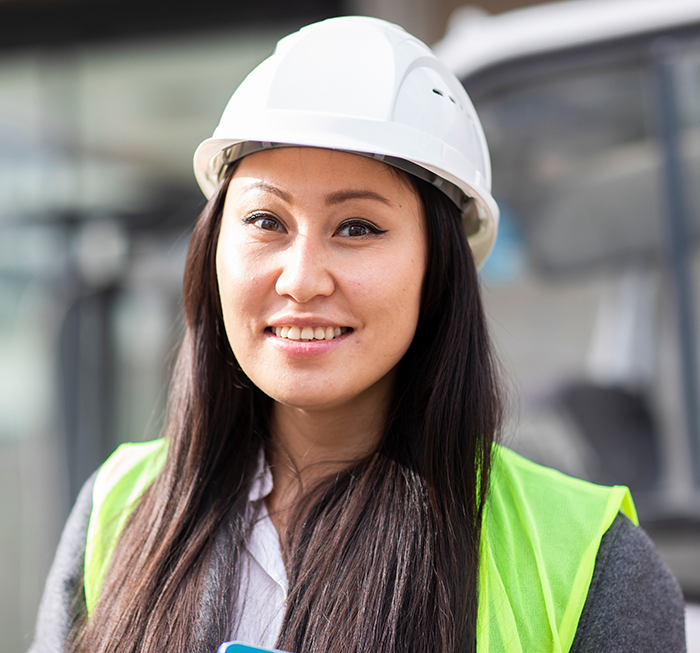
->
[436,0,700,611]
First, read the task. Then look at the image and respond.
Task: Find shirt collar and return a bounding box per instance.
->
[248,449,274,503]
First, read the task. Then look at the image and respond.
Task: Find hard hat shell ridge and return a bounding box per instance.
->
[193,16,499,267]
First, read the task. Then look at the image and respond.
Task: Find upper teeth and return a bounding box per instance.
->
[273,326,346,341]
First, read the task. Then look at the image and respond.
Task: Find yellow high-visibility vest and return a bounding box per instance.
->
[85,440,636,653]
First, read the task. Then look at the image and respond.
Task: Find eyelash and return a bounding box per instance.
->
[242,214,387,238]
[243,213,284,232]
[336,220,387,238]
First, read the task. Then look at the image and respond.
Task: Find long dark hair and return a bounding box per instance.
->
[71,162,502,653]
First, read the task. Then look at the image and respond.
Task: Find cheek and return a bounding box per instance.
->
[390,249,427,345]
[353,247,425,340]
[215,235,265,344]
[216,239,241,321]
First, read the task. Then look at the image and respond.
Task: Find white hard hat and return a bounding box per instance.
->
[193,16,499,267]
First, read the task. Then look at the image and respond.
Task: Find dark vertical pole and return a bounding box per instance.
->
[652,39,700,489]
[61,285,116,505]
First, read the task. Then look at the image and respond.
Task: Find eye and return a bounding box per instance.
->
[244,213,285,233]
[336,220,386,238]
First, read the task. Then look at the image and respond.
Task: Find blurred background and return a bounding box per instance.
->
[1,0,700,650]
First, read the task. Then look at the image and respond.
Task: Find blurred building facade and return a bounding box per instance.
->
[3,1,699,652]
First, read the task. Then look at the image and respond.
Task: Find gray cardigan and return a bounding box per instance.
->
[28,473,687,653]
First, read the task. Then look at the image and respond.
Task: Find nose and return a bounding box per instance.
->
[275,234,335,303]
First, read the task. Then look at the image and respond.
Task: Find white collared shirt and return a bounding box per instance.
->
[232,454,288,648]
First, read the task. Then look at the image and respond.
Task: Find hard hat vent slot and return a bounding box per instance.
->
[432,88,461,110]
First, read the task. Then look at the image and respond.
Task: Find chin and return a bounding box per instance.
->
[264,388,353,412]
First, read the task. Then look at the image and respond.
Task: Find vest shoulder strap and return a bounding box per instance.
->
[84,439,167,615]
[477,445,637,653]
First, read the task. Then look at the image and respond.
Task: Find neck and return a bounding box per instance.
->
[265,377,392,529]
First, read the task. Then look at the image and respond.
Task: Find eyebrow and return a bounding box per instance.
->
[241,181,292,202]
[325,190,393,206]
[241,182,393,207]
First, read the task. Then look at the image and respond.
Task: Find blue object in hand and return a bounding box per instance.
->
[217,643,288,653]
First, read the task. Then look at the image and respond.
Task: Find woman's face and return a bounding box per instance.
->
[216,147,427,413]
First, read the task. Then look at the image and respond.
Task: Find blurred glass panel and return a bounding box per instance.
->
[0,28,288,223]
[678,43,700,238]
[478,60,663,272]
[0,225,67,442]
[112,231,189,450]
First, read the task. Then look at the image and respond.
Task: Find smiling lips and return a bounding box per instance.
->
[272,326,350,341]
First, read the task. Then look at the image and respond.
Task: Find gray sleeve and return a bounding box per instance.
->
[27,473,95,653]
[570,512,686,653]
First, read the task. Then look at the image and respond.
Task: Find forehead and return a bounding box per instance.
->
[228,147,419,204]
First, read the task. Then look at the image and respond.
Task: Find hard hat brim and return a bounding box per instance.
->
[193,118,499,268]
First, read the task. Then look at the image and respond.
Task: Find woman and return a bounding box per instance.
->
[30,16,685,653]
